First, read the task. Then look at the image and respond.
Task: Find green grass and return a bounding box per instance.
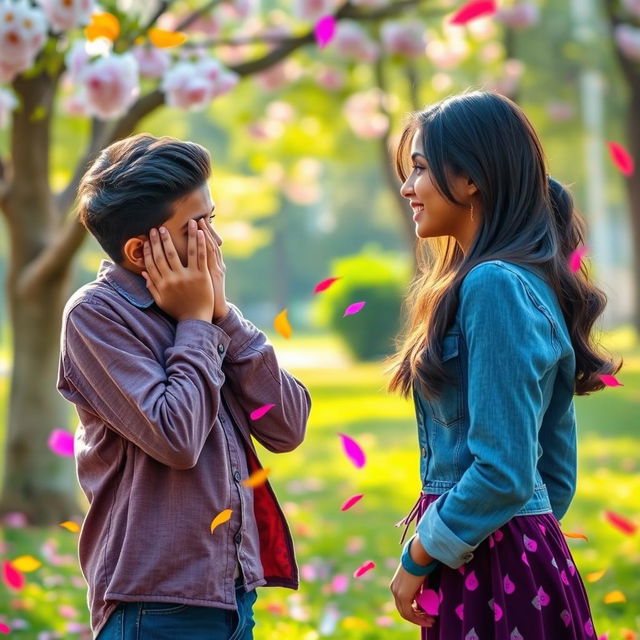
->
[0,328,639,639]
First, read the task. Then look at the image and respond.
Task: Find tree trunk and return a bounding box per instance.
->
[625,84,640,334]
[0,71,83,523]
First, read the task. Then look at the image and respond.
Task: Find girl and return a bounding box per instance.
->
[386,90,621,639]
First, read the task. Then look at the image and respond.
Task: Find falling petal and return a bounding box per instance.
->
[250,404,276,420]
[464,569,479,591]
[562,530,589,541]
[450,0,497,25]
[343,301,366,317]
[48,429,74,457]
[314,276,341,294]
[603,590,626,604]
[11,556,41,573]
[0,622,9,634]
[149,28,187,48]
[416,588,439,615]
[2,561,25,590]
[353,560,375,578]
[568,246,588,273]
[586,569,607,582]
[210,509,232,534]
[341,494,364,511]
[274,309,293,339]
[607,141,635,176]
[339,433,366,468]
[604,510,637,535]
[85,12,120,41]
[59,521,80,533]
[241,468,271,488]
[599,374,623,387]
[314,15,336,48]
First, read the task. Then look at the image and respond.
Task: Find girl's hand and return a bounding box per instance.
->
[197,218,229,322]
[389,564,435,628]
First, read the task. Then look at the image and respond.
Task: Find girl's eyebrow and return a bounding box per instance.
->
[411,152,427,161]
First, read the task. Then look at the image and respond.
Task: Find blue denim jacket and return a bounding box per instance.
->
[414,260,577,569]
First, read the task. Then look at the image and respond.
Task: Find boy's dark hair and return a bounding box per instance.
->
[77,133,211,264]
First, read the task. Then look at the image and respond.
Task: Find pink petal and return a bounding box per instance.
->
[455,603,464,620]
[464,569,479,591]
[314,15,336,48]
[2,561,25,590]
[607,141,634,176]
[604,510,637,535]
[48,429,74,457]
[0,622,10,634]
[314,276,341,294]
[503,574,515,594]
[450,0,497,25]
[339,433,366,468]
[599,374,623,387]
[250,403,276,420]
[331,573,349,593]
[341,494,364,511]
[568,246,588,273]
[521,551,530,566]
[343,301,366,317]
[416,588,440,615]
[353,560,375,577]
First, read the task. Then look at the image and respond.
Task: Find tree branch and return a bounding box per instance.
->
[0,155,11,213]
[602,0,638,81]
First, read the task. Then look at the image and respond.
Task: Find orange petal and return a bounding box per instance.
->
[274,309,292,339]
[148,28,188,48]
[586,568,607,582]
[210,509,232,533]
[241,468,271,488]
[59,521,80,532]
[11,556,41,573]
[562,530,589,541]
[604,589,626,604]
[85,12,120,41]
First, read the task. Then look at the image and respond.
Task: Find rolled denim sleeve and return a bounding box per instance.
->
[216,302,311,453]
[59,301,230,470]
[416,264,559,568]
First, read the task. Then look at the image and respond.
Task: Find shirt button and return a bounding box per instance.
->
[234,532,242,544]
[233,471,241,482]
[217,344,225,354]
[421,447,427,458]
[462,552,474,563]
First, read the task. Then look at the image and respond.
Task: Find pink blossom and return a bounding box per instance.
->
[0,86,17,129]
[82,53,140,120]
[63,91,89,117]
[344,88,389,139]
[132,45,170,79]
[64,40,90,82]
[426,38,468,69]
[293,0,335,23]
[546,100,575,122]
[483,58,524,98]
[228,0,260,20]
[0,0,47,81]
[615,23,640,62]
[316,66,345,90]
[380,21,427,58]
[495,2,539,29]
[622,0,640,19]
[38,0,95,33]
[184,14,222,37]
[351,0,390,7]
[331,20,379,62]
[254,59,302,91]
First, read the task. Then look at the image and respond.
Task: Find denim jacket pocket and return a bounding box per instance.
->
[427,333,464,428]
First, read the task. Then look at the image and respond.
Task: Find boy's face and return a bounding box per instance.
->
[123,184,222,273]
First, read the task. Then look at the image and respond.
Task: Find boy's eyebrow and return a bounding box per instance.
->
[180,204,216,231]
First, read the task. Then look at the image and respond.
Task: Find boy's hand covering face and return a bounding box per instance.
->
[198,217,228,322]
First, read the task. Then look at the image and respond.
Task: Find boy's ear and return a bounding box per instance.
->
[123,235,148,268]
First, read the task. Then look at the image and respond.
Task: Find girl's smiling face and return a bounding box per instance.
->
[400,129,480,254]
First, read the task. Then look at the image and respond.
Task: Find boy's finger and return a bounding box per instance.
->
[143,240,161,283]
[159,226,183,272]
[141,271,159,300]
[149,228,171,275]
[186,219,197,270]
[197,229,207,271]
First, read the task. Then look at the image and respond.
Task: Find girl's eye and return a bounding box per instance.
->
[412,164,425,174]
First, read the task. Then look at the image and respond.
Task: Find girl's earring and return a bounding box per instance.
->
[469,202,475,222]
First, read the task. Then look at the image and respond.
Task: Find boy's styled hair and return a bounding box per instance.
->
[77,133,211,264]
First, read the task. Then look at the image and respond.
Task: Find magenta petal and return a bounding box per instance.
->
[568,246,588,273]
[353,560,375,577]
[48,429,74,457]
[314,276,341,294]
[339,433,366,468]
[450,0,497,25]
[416,588,440,615]
[314,15,336,48]
[250,403,276,420]
[607,141,635,176]
[341,493,364,511]
[343,301,366,317]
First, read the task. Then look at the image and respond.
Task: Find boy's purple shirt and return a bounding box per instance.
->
[56,259,311,639]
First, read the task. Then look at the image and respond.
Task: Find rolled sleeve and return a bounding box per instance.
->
[416,264,559,568]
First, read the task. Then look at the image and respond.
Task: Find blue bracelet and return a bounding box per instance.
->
[401,536,439,577]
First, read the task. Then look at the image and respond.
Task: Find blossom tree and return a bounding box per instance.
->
[0,0,436,523]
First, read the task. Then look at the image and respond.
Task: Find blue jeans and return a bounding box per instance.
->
[96,578,258,640]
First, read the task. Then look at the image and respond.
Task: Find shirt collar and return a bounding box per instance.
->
[98,259,155,309]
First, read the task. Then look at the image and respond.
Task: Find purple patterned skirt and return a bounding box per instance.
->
[398,493,598,640]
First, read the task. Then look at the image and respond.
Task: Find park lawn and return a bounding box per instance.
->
[0,329,638,639]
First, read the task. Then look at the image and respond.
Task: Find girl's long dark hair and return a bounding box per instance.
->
[385,90,622,400]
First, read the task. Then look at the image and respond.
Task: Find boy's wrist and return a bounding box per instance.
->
[213,304,231,323]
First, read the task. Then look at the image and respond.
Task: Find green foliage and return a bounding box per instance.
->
[312,245,410,361]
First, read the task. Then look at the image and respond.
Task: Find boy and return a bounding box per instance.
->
[56,133,311,640]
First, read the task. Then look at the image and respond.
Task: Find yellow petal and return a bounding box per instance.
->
[210,509,232,533]
[604,590,626,604]
[148,28,188,48]
[562,530,588,541]
[274,309,292,339]
[586,569,607,582]
[241,468,271,488]
[11,555,42,572]
[85,12,120,42]
[59,521,80,532]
